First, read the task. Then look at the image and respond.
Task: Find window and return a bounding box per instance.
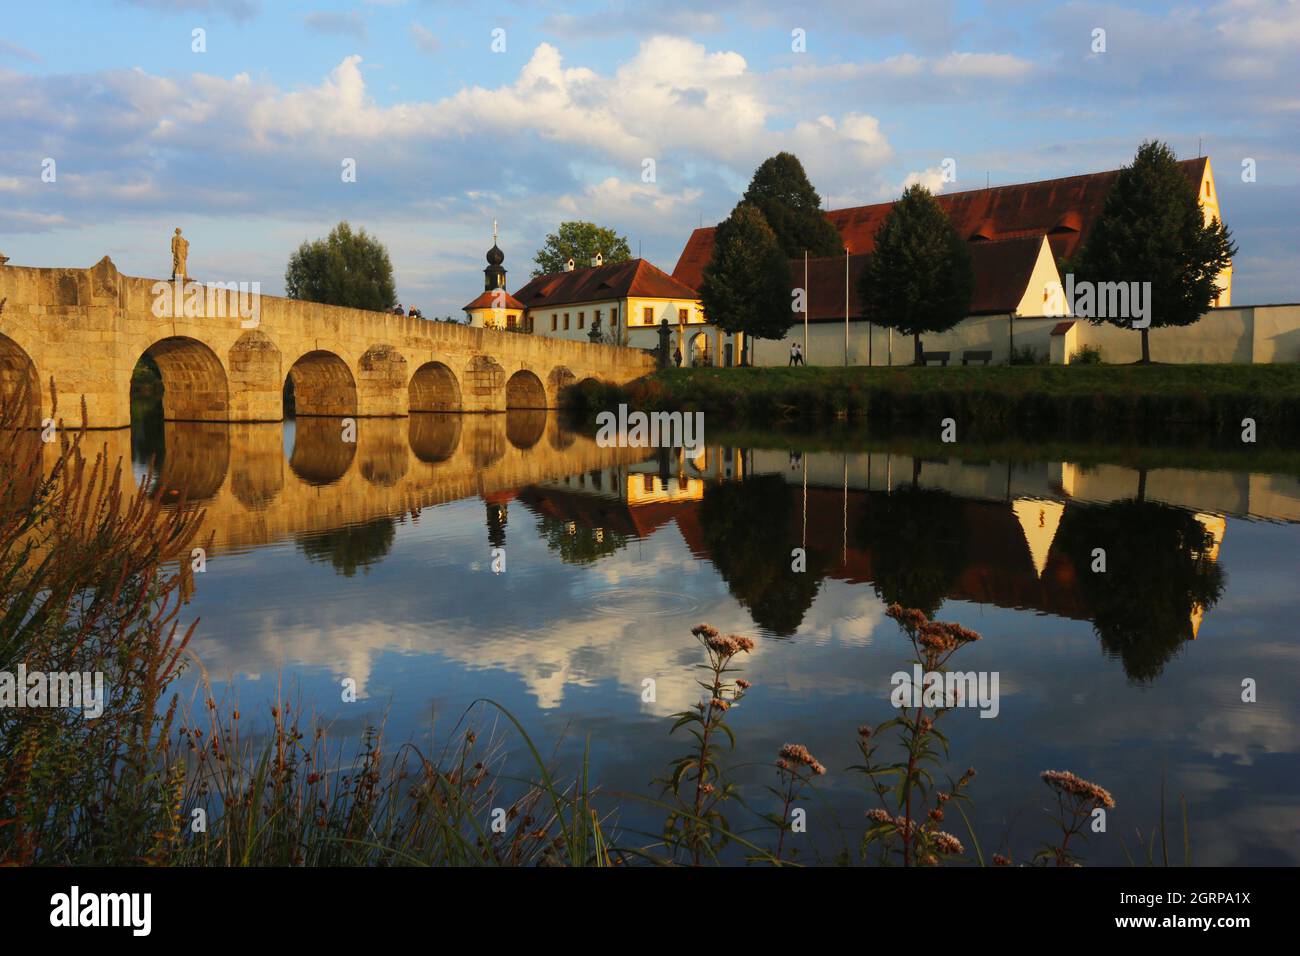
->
[679,308,689,324]
[578,312,585,329]
[643,307,654,325]
[611,307,619,325]
[594,309,602,324]
[551,314,557,331]
[507,313,517,329]
[564,313,570,330]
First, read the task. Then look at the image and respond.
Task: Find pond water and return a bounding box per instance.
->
[120,407,1300,865]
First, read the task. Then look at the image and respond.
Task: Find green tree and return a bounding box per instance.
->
[858,184,974,365]
[532,221,632,277]
[1068,140,1236,364]
[742,152,843,258]
[284,221,397,312]
[698,204,792,366]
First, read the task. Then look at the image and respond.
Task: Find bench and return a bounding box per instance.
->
[962,350,993,366]
[922,351,950,367]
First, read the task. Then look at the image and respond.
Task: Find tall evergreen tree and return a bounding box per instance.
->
[742,152,843,258]
[1069,140,1236,363]
[857,184,974,365]
[284,221,396,312]
[698,204,792,365]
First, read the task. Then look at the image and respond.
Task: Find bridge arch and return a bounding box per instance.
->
[409,361,462,412]
[506,368,546,409]
[357,344,409,417]
[140,336,230,421]
[286,350,357,417]
[0,333,41,427]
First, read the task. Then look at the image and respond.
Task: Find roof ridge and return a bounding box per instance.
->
[827,157,1207,214]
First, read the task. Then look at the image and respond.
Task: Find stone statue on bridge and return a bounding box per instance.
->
[171,227,189,281]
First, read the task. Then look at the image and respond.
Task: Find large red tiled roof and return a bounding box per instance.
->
[463,290,524,312]
[788,234,1045,320]
[512,258,699,310]
[673,158,1210,290]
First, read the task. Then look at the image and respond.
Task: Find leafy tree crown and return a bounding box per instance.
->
[742,152,843,258]
[284,221,397,312]
[857,184,974,338]
[532,222,632,277]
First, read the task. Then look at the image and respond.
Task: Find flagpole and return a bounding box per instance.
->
[803,250,809,365]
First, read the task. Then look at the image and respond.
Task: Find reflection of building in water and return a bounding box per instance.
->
[519,446,1253,666]
[517,446,744,551]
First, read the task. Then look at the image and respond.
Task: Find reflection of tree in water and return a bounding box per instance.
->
[857,486,967,619]
[296,518,396,577]
[1056,499,1225,683]
[536,514,628,565]
[698,475,827,636]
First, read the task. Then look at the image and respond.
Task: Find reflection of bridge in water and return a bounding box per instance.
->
[73,412,651,555]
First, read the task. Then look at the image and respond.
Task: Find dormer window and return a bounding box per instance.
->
[1049,211,1082,234]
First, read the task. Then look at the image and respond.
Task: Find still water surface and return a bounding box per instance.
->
[122,409,1300,865]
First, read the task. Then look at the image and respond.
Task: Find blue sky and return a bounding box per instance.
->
[1,0,1297,315]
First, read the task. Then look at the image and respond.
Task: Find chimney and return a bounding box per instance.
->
[591,251,603,267]
[564,258,575,272]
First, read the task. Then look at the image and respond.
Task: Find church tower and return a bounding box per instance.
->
[484,218,506,292]
[464,219,526,330]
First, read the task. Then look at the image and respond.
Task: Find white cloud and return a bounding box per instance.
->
[409,23,440,55]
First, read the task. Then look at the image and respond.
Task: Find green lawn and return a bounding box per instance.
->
[567,363,1300,438]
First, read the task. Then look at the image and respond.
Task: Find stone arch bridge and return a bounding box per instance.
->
[0,257,654,429]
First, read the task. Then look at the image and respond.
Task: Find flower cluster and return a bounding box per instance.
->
[917,621,981,653]
[692,624,756,658]
[1041,770,1116,810]
[777,743,826,776]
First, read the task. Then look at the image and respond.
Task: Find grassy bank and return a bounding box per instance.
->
[566,364,1300,439]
